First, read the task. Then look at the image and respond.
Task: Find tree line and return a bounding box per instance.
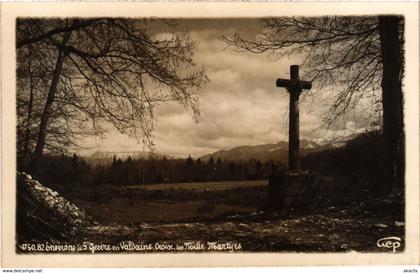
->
[28,130,389,192]
[31,154,282,187]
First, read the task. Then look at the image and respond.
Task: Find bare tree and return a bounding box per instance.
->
[16,18,207,170]
[224,16,404,186]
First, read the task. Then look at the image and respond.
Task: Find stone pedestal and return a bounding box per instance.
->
[268,171,366,211]
[268,172,285,210]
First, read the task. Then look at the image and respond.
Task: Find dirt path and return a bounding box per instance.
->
[82,208,404,253]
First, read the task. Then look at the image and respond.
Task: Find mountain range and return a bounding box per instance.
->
[199,139,332,163]
[84,133,359,164]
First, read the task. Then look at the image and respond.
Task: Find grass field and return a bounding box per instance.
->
[128,180,268,191]
[71,180,269,223]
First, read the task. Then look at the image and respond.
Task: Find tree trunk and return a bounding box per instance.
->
[21,57,35,170]
[30,32,72,170]
[378,16,404,187]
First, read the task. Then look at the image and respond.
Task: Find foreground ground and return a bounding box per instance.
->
[81,204,405,253]
[17,175,405,253]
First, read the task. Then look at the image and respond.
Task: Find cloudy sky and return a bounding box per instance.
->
[82,19,372,158]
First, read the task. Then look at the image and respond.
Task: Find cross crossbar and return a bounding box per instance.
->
[276,79,312,91]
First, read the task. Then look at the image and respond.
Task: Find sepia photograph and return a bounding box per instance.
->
[1,2,419,268]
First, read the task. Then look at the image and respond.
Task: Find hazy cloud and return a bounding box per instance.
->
[81,19,372,158]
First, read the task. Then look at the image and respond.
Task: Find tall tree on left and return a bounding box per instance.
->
[16,18,207,171]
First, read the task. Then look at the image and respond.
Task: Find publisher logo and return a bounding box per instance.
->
[377,236,402,252]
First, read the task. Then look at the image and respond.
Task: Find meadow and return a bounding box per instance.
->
[70,180,268,223]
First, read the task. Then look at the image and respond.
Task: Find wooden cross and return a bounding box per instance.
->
[276,65,312,171]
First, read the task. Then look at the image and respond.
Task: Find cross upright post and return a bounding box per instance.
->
[276,65,312,171]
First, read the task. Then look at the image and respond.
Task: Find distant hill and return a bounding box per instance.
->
[199,139,334,163]
[198,131,366,163]
[84,133,362,165]
[89,150,153,159]
[301,130,384,176]
[84,150,166,166]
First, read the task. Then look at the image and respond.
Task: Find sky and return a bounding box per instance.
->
[80,19,372,158]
